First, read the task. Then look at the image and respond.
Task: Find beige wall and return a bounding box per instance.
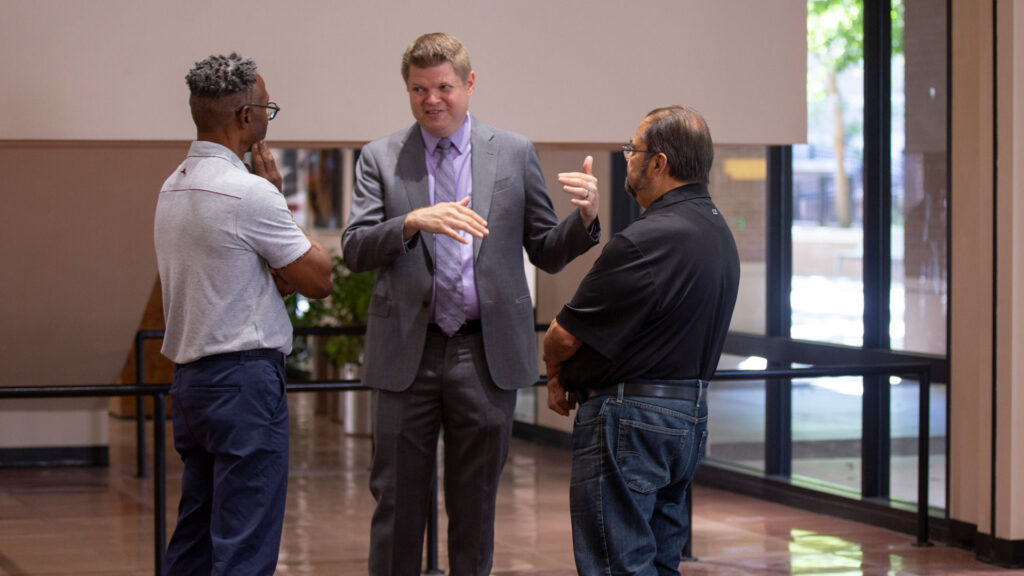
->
[950,0,1024,541]
[995,0,1024,540]
[0,399,109,448]
[0,143,183,448]
[0,143,183,387]
[950,0,992,532]
[1012,0,1024,540]
[0,1,805,146]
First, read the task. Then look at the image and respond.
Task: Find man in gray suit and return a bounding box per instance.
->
[342,32,600,576]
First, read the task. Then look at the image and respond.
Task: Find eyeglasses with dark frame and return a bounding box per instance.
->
[236,102,280,121]
[621,143,656,160]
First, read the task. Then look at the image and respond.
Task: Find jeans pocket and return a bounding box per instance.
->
[616,419,689,494]
[574,397,606,426]
[689,428,709,475]
[571,398,606,465]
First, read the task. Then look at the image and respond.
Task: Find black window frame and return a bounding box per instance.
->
[652,0,954,533]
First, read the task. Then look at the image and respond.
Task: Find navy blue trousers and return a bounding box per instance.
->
[164,349,289,576]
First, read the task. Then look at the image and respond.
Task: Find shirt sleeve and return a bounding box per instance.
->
[555,234,656,362]
[236,180,312,269]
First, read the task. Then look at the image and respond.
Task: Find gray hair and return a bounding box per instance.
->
[642,105,714,184]
[185,52,258,98]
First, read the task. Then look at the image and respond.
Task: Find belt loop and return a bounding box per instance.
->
[616,383,625,402]
[698,379,706,405]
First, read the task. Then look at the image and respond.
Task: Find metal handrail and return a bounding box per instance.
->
[1,329,934,574]
[3,381,171,574]
[714,362,934,548]
[1,378,373,575]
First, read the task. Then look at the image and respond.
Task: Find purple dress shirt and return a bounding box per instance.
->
[421,114,480,321]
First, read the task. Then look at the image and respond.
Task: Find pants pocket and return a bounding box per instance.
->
[615,419,690,494]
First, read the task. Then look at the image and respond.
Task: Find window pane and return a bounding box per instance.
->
[890,380,947,509]
[891,0,947,354]
[794,0,866,347]
[787,0,868,494]
[711,145,768,334]
[706,354,766,472]
[792,375,863,493]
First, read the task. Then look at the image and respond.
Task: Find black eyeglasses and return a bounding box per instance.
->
[236,102,280,120]
[621,143,655,159]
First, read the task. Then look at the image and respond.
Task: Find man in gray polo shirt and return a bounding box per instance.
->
[154,52,331,575]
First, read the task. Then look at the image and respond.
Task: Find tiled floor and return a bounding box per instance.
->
[0,393,1018,576]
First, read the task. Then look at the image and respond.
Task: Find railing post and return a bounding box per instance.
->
[134,331,147,478]
[765,373,793,476]
[154,392,168,574]
[862,374,891,499]
[914,368,932,547]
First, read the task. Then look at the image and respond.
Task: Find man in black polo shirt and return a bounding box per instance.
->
[543,105,740,574]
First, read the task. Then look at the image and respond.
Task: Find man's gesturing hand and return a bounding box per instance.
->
[403,197,489,243]
[558,155,599,226]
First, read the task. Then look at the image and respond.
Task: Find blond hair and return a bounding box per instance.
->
[401,32,472,83]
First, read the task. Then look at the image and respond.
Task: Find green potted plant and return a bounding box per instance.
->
[286,255,376,433]
[310,255,375,367]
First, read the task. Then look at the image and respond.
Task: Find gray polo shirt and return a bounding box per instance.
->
[154,141,311,364]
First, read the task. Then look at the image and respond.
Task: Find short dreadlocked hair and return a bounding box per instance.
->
[185,53,258,98]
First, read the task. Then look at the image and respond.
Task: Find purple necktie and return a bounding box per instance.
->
[433,138,465,336]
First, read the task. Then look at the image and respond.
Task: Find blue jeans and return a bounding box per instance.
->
[164,350,290,576]
[570,386,708,576]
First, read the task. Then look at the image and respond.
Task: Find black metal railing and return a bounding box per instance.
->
[2,381,173,575]
[0,327,934,574]
[713,362,934,548]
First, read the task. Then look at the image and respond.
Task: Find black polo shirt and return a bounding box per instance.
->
[556,183,740,391]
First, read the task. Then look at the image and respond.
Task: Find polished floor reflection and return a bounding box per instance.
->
[0,393,1018,575]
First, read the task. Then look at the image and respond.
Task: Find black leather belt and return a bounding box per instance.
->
[427,319,482,335]
[588,379,705,402]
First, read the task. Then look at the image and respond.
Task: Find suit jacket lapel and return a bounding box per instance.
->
[470,118,496,262]
[397,125,434,262]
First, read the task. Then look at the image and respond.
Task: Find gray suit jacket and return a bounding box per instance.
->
[342,118,599,391]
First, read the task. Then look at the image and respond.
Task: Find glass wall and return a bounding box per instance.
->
[890,380,946,508]
[742,0,949,508]
[888,0,948,509]
[788,0,867,493]
[713,145,768,336]
[704,146,768,472]
[791,375,864,493]
[893,0,947,356]
[793,0,865,348]
[706,357,766,473]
